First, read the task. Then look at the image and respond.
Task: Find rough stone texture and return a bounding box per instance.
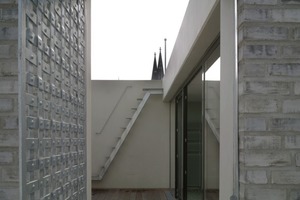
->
[290,190,300,200]
[246,170,268,184]
[0,26,18,40]
[241,26,289,40]
[2,116,18,130]
[1,167,18,182]
[296,153,300,166]
[271,9,300,22]
[0,132,18,147]
[245,188,286,200]
[240,45,279,59]
[240,8,271,22]
[242,136,281,149]
[285,136,300,149]
[239,63,266,77]
[0,60,18,76]
[241,152,291,167]
[0,152,13,164]
[269,64,300,77]
[270,118,300,131]
[0,188,19,200]
[240,117,267,131]
[0,1,18,199]
[239,98,278,113]
[295,82,300,95]
[239,0,278,5]
[0,80,18,94]
[282,46,300,57]
[0,98,13,112]
[294,27,300,39]
[272,171,300,184]
[243,81,291,95]
[281,0,300,3]
[238,1,300,199]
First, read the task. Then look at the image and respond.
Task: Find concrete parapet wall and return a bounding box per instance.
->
[91,80,170,189]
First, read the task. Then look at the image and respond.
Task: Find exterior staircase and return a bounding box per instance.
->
[92,88,163,180]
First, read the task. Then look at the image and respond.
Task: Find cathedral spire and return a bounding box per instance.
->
[151,53,158,80]
[157,48,164,79]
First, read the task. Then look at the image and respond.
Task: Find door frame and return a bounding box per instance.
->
[175,90,187,200]
[174,38,220,200]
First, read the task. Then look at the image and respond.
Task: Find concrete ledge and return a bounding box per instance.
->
[163,0,220,101]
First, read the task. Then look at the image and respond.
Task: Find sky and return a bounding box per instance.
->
[91,0,190,80]
[206,58,220,81]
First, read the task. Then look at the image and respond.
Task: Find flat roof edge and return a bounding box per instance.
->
[163,0,220,101]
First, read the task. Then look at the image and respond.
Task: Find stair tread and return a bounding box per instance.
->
[94,91,153,181]
[142,88,163,90]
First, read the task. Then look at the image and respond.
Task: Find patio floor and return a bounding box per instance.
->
[92,189,175,200]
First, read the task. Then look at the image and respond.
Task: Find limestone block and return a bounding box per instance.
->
[246,170,268,184]
[0,98,13,112]
[245,188,286,200]
[0,151,13,164]
[240,117,267,131]
[271,118,300,131]
[241,151,291,167]
[272,171,300,184]
[242,136,281,149]
[244,81,290,95]
[285,136,300,149]
[239,98,278,113]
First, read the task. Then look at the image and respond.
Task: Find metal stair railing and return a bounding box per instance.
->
[96,86,132,135]
[92,88,163,180]
[205,82,220,142]
[205,110,220,142]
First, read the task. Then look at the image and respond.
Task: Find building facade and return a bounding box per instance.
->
[0,1,19,199]
[0,1,92,199]
[91,1,300,199]
[1,0,300,200]
[163,0,300,199]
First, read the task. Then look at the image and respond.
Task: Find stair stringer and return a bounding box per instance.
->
[92,89,163,180]
[205,110,220,142]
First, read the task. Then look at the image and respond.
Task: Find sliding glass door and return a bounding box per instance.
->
[204,49,220,200]
[175,92,186,200]
[186,70,204,200]
[175,70,204,200]
[175,42,220,200]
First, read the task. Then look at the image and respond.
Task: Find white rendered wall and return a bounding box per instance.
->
[163,0,220,101]
[220,0,237,199]
[91,80,170,188]
[205,122,220,190]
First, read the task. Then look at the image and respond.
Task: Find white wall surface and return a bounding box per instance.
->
[91,80,171,188]
[205,122,220,189]
[220,0,237,199]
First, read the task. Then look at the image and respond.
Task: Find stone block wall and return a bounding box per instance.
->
[0,1,19,200]
[238,0,300,199]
